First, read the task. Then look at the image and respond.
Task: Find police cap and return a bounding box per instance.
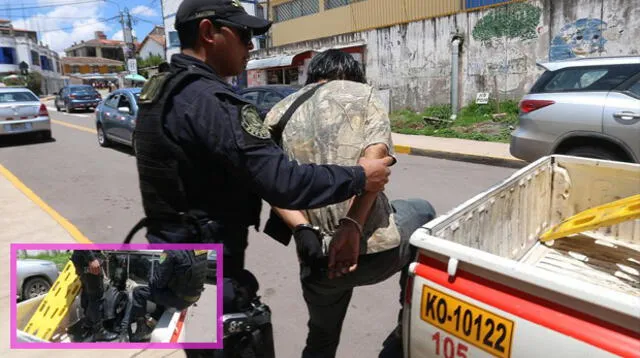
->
[175,0,272,36]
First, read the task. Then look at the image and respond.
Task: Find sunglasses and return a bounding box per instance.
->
[212,19,254,45]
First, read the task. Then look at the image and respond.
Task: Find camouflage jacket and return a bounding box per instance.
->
[264,80,400,255]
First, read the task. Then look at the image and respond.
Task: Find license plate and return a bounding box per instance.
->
[420,285,514,357]
[4,123,32,132]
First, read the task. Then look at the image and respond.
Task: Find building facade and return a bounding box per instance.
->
[137,26,166,60]
[249,0,640,112]
[0,19,63,95]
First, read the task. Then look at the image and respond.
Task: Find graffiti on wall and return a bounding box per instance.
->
[549,18,607,61]
[472,2,542,43]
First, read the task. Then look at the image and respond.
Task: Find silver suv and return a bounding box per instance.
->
[510,56,640,163]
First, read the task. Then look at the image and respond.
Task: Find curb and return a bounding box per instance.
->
[393,145,528,169]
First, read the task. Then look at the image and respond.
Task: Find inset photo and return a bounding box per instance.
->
[11,243,223,350]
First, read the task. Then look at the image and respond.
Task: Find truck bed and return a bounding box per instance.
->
[520,233,640,297]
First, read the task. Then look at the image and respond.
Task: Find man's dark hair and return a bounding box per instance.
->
[177,20,201,50]
[305,49,366,85]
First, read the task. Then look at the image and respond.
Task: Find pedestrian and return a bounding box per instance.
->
[127,250,208,342]
[70,250,118,342]
[263,49,437,358]
[125,0,394,356]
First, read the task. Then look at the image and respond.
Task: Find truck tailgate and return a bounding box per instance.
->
[403,156,640,358]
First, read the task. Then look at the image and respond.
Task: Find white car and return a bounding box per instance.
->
[0,87,51,140]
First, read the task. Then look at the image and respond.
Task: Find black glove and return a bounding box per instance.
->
[293,225,323,267]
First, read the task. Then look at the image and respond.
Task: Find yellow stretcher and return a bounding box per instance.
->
[539,193,640,242]
[22,260,82,341]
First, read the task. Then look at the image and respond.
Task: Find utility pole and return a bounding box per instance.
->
[122,7,137,74]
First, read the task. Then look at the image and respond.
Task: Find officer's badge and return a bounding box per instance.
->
[240,105,271,140]
[159,252,167,264]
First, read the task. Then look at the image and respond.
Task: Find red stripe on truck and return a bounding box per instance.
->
[170,310,188,343]
[415,254,640,358]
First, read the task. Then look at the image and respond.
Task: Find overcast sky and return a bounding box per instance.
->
[1,0,164,56]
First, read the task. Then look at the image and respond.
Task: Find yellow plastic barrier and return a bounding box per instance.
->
[23,260,82,341]
[540,194,640,242]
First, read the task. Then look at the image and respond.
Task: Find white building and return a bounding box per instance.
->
[137,26,166,61]
[0,19,64,95]
[161,0,266,60]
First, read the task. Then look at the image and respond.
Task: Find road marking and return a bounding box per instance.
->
[0,164,93,244]
[51,119,96,134]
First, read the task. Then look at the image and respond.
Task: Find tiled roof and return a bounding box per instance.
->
[149,34,166,47]
[61,56,123,65]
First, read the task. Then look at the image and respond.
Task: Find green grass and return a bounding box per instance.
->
[20,251,72,271]
[391,100,520,143]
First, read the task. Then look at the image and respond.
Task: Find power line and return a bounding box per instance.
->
[32,16,119,33]
[0,0,103,12]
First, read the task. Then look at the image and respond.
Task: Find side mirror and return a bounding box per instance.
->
[118,106,131,114]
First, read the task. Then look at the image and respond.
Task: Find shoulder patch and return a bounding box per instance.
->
[159,252,167,264]
[240,104,271,140]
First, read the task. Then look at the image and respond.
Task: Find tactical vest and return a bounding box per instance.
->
[124,63,263,244]
[168,250,208,298]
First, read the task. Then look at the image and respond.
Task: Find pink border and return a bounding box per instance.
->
[10,243,223,350]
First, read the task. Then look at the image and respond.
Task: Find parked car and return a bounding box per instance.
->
[0,87,51,140]
[16,258,59,301]
[237,84,300,119]
[54,84,102,112]
[510,56,640,163]
[95,88,141,150]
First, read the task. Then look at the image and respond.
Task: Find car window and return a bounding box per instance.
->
[0,91,39,102]
[628,79,640,97]
[117,95,132,109]
[538,64,640,93]
[70,86,96,94]
[241,91,260,104]
[104,94,119,108]
[261,91,283,107]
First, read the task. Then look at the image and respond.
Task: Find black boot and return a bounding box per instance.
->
[90,322,118,342]
[131,317,154,342]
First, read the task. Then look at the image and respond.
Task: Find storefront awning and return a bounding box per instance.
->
[246,54,298,71]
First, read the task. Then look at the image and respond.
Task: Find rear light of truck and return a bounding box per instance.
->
[39,103,49,117]
[520,99,555,113]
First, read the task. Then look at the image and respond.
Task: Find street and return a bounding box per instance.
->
[0,103,517,356]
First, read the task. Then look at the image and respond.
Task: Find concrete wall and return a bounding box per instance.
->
[253,0,640,111]
[139,40,165,60]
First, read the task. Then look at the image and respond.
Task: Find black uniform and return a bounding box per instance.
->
[70,250,117,341]
[131,53,367,290]
[132,250,208,320]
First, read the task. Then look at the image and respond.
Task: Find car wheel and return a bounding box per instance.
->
[40,130,52,141]
[22,277,50,300]
[97,124,110,147]
[564,145,625,162]
[56,104,60,112]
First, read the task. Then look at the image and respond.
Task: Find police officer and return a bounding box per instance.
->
[70,250,118,342]
[128,0,393,354]
[128,250,207,341]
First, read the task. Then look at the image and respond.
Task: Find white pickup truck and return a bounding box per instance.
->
[16,250,188,343]
[403,155,640,357]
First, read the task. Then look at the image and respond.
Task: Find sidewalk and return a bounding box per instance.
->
[0,166,186,358]
[392,133,527,168]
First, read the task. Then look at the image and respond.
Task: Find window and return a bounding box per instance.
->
[241,91,260,104]
[532,64,640,93]
[105,94,119,108]
[274,0,319,22]
[31,51,40,66]
[91,65,100,73]
[117,95,132,110]
[261,91,283,107]
[71,65,80,73]
[168,31,180,48]
[0,91,39,103]
[0,47,17,64]
[325,0,364,10]
[86,47,96,57]
[628,79,640,97]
